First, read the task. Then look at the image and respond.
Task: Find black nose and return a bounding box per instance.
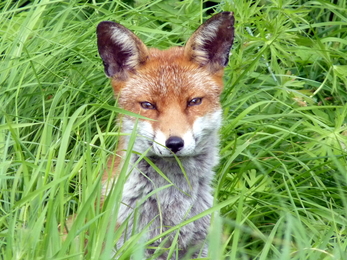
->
[165,136,184,154]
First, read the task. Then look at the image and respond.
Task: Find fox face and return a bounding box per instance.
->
[97,12,234,158]
[117,48,224,157]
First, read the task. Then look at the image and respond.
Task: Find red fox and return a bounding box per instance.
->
[96,12,234,259]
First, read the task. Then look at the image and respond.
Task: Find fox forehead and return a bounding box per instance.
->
[114,47,224,111]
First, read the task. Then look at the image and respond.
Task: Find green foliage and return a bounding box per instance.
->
[1,0,346,259]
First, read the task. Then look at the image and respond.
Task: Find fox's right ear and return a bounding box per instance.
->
[96,21,149,79]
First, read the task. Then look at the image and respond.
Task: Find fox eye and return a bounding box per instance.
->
[187,97,202,107]
[140,101,156,110]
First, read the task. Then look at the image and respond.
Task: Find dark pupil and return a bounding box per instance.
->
[141,102,154,109]
[189,98,201,106]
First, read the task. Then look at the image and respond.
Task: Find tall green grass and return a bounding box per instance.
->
[1,0,346,259]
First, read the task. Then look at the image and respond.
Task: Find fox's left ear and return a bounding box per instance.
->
[184,12,234,73]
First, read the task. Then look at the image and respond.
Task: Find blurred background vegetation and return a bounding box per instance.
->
[1,0,347,259]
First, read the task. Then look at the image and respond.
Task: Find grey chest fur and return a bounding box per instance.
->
[117,154,215,250]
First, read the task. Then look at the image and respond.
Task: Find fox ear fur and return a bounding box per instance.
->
[96,21,149,79]
[96,12,234,78]
[184,12,235,73]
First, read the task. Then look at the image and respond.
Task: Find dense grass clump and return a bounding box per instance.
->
[1,0,346,259]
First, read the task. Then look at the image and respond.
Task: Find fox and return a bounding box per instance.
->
[96,12,234,259]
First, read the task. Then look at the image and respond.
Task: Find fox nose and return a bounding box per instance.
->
[165,136,184,153]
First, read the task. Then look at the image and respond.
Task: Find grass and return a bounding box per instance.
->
[1,0,347,259]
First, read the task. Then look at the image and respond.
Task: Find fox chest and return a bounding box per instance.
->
[118,159,204,229]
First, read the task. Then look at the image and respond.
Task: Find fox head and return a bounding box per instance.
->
[97,12,234,157]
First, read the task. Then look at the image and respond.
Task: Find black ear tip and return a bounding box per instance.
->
[97,21,117,27]
[215,11,234,18]
[221,12,234,23]
[96,21,118,34]
[207,12,234,27]
[220,11,233,16]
